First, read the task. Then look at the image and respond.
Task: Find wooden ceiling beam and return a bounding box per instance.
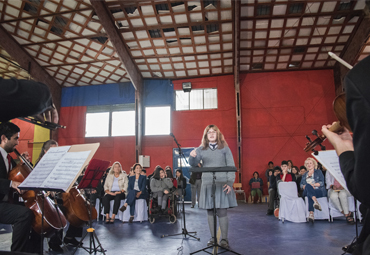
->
[334,10,370,94]
[0,7,94,24]
[21,33,109,46]
[240,10,363,20]
[0,25,62,109]
[90,0,142,91]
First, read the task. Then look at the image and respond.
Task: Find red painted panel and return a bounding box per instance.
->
[10,119,35,162]
[240,70,337,195]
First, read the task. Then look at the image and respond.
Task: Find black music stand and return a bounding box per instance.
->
[72,159,110,255]
[189,167,241,255]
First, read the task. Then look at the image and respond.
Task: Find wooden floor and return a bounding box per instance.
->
[0,203,360,255]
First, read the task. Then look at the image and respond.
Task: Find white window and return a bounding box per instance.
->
[145,106,171,136]
[112,111,135,136]
[85,112,109,137]
[175,88,217,110]
[85,104,135,137]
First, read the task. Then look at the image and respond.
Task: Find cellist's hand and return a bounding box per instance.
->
[11,181,22,194]
[322,124,354,156]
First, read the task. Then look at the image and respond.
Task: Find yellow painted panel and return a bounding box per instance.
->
[32,125,50,165]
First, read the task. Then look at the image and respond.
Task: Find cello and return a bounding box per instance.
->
[8,149,67,237]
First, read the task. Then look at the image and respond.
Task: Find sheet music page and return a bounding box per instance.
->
[41,150,91,191]
[312,150,349,191]
[19,146,71,189]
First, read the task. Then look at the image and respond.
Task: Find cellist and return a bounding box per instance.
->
[37,140,84,253]
[0,122,34,252]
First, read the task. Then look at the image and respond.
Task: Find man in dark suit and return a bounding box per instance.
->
[322,55,370,255]
[0,122,34,252]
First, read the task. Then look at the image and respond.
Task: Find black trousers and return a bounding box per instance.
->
[103,193,126,215]
[0,202,33,252]
[49,224,83,245]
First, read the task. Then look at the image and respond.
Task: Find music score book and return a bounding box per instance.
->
[312,150,349,192]
[18,143,100,192]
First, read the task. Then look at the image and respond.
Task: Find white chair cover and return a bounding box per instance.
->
[100,199,125,221]
[121,199,148,223]
[278,182,307,223]
[305,196,330,220]
[329,195,355,220]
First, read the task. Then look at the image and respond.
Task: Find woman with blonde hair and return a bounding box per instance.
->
[300,157,327,222]
[189,124,237,249]
[103,162,128,223]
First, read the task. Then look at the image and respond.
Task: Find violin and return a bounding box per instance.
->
[8,149,67,236]
[304,93,352,154]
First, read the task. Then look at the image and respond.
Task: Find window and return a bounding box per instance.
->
[85,104,135,137]
[112,111,135,136]
[145,106,171,135]
[85,112,110,137]
[175,88,217,111]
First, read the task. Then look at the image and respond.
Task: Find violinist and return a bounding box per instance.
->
[322,55,370,254]
[0,122,34,252]
[37,140,83,253]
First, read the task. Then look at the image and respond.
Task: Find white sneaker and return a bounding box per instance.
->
[313,201,322,211]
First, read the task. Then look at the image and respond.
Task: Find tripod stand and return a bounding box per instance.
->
[72,159,110,255]
[190,167,241,255]
[161,133,198,240]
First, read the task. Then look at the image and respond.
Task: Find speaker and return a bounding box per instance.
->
[182,82,191,92]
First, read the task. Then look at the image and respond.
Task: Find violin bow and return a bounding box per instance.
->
[328,52,353,69]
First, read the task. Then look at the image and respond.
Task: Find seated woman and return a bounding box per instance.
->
[249,171,263,203]
[300,157,327,222]
[326,171,354,224]
[119,163,147,223]
[150,166,173,212]
[103,162,128,223]
[291,166,301,194]
[165,166,177,190]
[174,169,187,197]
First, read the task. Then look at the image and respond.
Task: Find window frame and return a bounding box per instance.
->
[175,88,218,111]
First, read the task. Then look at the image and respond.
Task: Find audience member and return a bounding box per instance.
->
[300,157,327,222]
[287,160,293,173]
[103,162,128,223]
[150,166,173,212]
[297,166,307,197]
[265,161,274,179]
[291,166,300,194]
[276,161,296,183]
[119,163,147,223]
[326,171,354,224]
[175,169,187,197]
[249,171,263,203]
[266,166,281,215]
[165,166,177,190]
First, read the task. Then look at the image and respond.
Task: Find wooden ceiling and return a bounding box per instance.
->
[0,0,369,87]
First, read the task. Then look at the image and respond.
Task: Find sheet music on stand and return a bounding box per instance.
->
[18,143,100,192]
[312,150,349,192]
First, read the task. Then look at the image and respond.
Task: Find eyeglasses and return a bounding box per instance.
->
[207,131,217,134]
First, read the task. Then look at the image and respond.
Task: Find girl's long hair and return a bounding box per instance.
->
[201,124,228,150]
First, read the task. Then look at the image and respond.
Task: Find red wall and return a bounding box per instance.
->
[240,69,337,195]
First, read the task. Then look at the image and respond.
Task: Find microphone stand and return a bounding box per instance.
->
[161,133,198,240]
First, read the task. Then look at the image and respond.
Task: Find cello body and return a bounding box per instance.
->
[61,187,97,228]
[8,162,67,237]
